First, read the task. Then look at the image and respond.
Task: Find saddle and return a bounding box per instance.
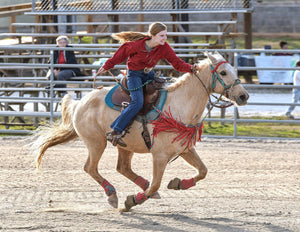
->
[111,76,166,115]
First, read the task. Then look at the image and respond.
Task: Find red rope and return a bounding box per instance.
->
[151,107,204,149]
[211,61,227,73]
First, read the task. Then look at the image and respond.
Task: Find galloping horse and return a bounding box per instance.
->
[31,52,249,211]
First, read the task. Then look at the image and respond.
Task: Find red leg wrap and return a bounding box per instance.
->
[134,192,148,204]
[180,178,195,190]
[134,176,150,191]
[101,179,116,196]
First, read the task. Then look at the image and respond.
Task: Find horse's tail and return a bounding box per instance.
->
[32,94,79,170]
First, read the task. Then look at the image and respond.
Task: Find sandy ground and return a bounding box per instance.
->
[0,136,299,232]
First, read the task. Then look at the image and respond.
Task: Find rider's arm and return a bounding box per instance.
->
[163,43,193,73]
[102,42,133,71]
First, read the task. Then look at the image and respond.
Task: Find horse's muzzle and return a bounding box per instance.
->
[235,92,249,106]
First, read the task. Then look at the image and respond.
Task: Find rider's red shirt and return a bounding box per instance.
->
[102,37,192,73]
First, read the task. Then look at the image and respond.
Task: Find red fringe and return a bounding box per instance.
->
[151,107,204,149]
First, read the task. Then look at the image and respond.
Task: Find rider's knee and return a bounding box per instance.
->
[131,99,144,111]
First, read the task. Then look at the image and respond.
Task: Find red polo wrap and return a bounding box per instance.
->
[101,179,116,196]
[134,176,150,191]
[134,192,148,204]
[180,178,195,190]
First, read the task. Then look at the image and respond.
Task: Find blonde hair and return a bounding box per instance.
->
[112,22,167,43]
[56,35,69,44]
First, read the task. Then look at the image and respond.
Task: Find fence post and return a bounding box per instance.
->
[49,50,54,123]
[32,0,35,12]
[233,52,238,138]
[233,106,238,138]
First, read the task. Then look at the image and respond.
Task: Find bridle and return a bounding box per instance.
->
[193,60,241,109]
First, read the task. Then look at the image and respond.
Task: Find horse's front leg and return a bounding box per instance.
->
[121,153,169,212]
[167,147,207,190]
[117,147,161,199]
[117,147,149,191]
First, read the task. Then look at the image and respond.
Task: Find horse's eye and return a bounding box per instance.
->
[220,71,227,76]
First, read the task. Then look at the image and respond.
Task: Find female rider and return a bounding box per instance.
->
[97,22,199,147]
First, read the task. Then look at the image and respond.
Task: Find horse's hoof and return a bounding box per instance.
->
[119,207,130,213]
[108,193,118,208]
[167,177,181,190]
[150,192,161,199]
[124,195,137,210]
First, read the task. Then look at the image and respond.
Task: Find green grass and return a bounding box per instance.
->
[192,36,300,50]
[203,117,300,138]
[1,117,300,138]
[237,36,300,50]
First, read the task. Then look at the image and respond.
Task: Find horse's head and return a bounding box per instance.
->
[202,52,249,106]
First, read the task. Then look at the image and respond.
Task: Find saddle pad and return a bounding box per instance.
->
[105,84,168,123]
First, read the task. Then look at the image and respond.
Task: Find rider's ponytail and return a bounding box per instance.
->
[112,32,148,43]
[112,22,167,43]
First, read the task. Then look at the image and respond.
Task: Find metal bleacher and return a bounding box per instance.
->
[2,0,253,46]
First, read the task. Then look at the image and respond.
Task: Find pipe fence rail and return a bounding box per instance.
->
[0,45,299,139]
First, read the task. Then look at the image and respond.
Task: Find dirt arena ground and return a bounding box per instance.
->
[0,136,299,232]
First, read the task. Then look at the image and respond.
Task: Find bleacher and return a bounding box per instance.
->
[1,0,252,46]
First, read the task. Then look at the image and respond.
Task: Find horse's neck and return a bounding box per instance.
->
[166,64,211,125]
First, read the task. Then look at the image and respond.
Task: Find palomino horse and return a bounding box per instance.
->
[32,52,249,211]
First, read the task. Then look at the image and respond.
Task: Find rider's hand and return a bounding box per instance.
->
[191,64,199,73]
[97,67,107,75]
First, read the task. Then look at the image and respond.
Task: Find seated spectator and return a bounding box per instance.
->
[46,36,81,95]
[274,41,293,56]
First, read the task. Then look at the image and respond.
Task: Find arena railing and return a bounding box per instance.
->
[0,45,299,139]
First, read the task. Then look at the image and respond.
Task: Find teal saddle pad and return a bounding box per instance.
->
[105,84,167,123]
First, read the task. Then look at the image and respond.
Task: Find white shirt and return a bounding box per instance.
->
[293,69,300,86]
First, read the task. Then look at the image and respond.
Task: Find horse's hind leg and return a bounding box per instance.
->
[168,147,207,190]
[83,139,118,208]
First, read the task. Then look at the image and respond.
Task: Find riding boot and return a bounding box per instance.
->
[106,130,127,147]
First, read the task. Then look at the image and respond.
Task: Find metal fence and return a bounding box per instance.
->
[32,0,254,12]
[0,46,299,139]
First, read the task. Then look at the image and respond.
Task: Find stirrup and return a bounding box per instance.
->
[106,130,127,147]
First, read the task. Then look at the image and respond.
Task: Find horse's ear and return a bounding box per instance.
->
[206,52,218,65]
[215,51,226,61]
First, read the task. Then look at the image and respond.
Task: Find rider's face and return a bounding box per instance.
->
[152,30,167,46]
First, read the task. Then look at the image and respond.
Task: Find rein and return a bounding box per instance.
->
[93,70,119,89]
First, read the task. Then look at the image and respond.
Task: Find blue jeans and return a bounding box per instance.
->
[111,69,155,133]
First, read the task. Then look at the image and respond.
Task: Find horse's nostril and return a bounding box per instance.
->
[239,94,248,102]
